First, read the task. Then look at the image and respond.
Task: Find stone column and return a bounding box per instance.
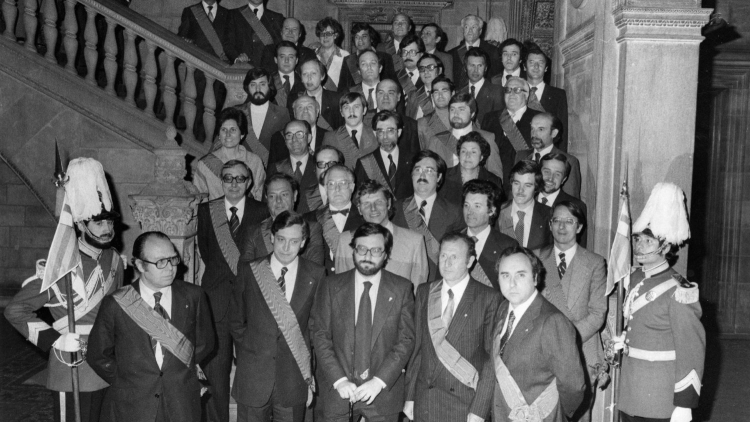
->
[129,130,207,284]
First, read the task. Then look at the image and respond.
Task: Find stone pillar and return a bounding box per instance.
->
[129,130,207,284]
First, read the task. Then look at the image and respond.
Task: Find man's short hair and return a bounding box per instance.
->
[460,14,485,30]
[495,245,543,282]
[509,160,543,195]
[371,109,403,131]
[264,172,300,195]
[271,210,309,241]
[449,93,478,117]
[292,95,321,111]
[317,146,345,166]
[315,17,345,47]
[431,75,455,93]
[536,112,564,140]
[422,23,447,51]
[351,22,381,47]
[456,131,491,167]
[552,200,586,233]
[300,58,327,76]
[499,38,526,59]
[243,67,277,100]
[440,231,477,261]
[276,40,298,56]
[221,160,251,178]
[411,150,447,188]
[462,179,501,222]
[525,44,550,67]
[417,53,444,73]
[464,47,490,71]
[392,13,414,33]
[349,222,394,257]
[398,34,425,55]
[339,91,367,110]
[540,152,571,179]
[132,231,176,264]
[217,108,248,138]
[354,180,395,217]
[323,163,355,183]
[286,119,312,135]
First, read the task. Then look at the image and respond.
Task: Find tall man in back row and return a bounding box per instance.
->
[232,0,284,67]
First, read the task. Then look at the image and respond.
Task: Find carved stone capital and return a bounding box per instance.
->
[129,194,204,238]
[613,6,712,42]
[327,0,452,8]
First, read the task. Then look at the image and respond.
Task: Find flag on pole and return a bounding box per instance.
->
[606,183,632,296]
[40,196,86,303]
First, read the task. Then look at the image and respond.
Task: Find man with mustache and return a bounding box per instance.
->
[322,92,378,170]
[299,58,344,131]
[397,34,426,98]
[527,113,581,198]
[537,152,587,246]
[235,67,291,166]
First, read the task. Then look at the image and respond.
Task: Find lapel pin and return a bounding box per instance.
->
[389,297,393,302]
[464,314,468,317]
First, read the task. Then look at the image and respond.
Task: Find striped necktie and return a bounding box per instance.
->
[229,206,240,239]
[514,211,525,246]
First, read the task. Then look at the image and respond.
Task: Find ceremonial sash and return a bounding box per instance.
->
[625,278,679,319]
[52,252,119,334]
[240,7,274,46]
[402,199,440,263]
[249,260,315,390]
[260,217,273,254]
[425,115,457,166]
[113,285,194,367]
[335,128,361,171]
[273,73,289,109]
[208,199,240,275]
[319,48,345,91]
[201,153,224,180]
[428,281,479,389]
[360,154,392,192]
[470,262,493,289]
[317,115,333,131]
[346,55,362,85]
[396,67,418,98]
[239,108,270,165]
[414,86,434,117]
[385,39,401,71]
[305,185,324,211]
[499,111,531,153]
[318,209,341,257]
[190,4,227,61]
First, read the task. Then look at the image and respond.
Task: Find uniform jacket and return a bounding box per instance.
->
[528,147,581,199]
[497,200,551,250]
[406,279,502,421]
[88,280,215,422]
[229,256,325,407]
[230,5,284,67]
[482,108,542,185]
[177,3,238,62]
[241,215,326,266]
[322,126,379,171]
[354,147,414,201]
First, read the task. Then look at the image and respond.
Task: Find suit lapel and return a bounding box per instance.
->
[504,293,542,356]
[334,273,357,355]
[428,196,447,234]
[565,250,585,309]
[446,280,477,342]
[290,260,313,313]
[163,282,187,369]
[370,274,396,349]
[259,104,280,148]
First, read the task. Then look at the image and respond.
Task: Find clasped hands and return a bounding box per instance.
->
[336,379,383,405]
[53,333,85,352]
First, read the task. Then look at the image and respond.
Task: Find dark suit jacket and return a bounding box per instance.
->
[304,206,365,274]
[492,294,586,421]
[344,51,398,84]
[269,155,320,213]
[439,166,505,206]
[260,42,317,73]
[311,269,415,418]
[230,256,325,407]
[235,101,291,159]
[489,69,528,86]
[197,197,267,322]
[88,280,215,422]
[540,190,587,247]
[497,200,551,250]
[354,148,414,201]
[460,81,505,127]
[406,279,502,420]
[241,216,325,266]
[177,3,237,62]
[268,126,327,166]
[322,126,379,171]
[469,228,518,292]
[448,41,502,91]
[230,6,284,67]
[271,71,305,109]
[432,50,454,81]
[481,107,542,185]
[539,85,569,152]
[314,89,345,131]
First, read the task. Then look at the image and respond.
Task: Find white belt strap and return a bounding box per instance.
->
[627,347,676,361]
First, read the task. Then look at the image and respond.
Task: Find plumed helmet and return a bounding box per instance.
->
[632,182,690,246]
[64,158,119,223]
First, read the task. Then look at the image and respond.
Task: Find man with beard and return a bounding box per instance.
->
[374,79,421,158]
[523,44,570,152]
[231,0,284,68]
[266,41,305,110]
[5,158,124,422]
[527,113,580,198]
[459,48,505,125]
[312,223,415,421]
[392,150,466,281]
[259,17,316,73]
[299,58,344,131]
[422,92,503,181]
[481,77,541,186]
[420,23,453,81]
[417,75,453,150]
[235,67,291,166]
[490,39,526,86]
[346,23,397,86]
[538,152,587,246]
[322,92,378,170]
[243,172,324,265]
[334,180,428,290]
[449,14,501,91]
[269,95,328,165]
[497,160,551,250]
[405,54,443,120]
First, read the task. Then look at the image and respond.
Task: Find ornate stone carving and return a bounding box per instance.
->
[613,6,712,41]
[327,0,452,7]
[571,0,587,9]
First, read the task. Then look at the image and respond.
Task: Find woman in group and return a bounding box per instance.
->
[193,108,265,201]
[440,131,504,205]
[315,17,353,93]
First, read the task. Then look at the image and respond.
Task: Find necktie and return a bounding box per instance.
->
[408,71,414,80]
[471,236,478,245]
[252,7,258,15]
[443,289,455,329]
[282,75,291,92]
[558,252,567,278]
[207,5,214,22]
[499,310,515,356]
[354,281,373,384]
[152,292,169,353]
[229,206,240,238]
[294,161,303,181]
[330,208,350,216]
[278,266,288,293]
[418,200,428,222]
[387,153,396,185]
[528,86,544,112]
[367,88,375,110]
[470,85,476,98]
[535,152,541,163]
[351,129,359,148]
[514,211,525,246]
[540,196,548,205]
[504,74,509,85]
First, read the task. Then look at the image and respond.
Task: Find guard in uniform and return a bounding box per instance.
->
[616,182,705,422]
[4,158,124,422]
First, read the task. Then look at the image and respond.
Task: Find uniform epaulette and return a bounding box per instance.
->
[672,275,699,304]
[21,259,47,288]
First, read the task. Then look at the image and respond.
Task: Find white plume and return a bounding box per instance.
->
[64,158,112,222]
[632,182,690,245]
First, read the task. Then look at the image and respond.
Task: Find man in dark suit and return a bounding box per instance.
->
[88,232,215,422]
[374,79,420,157]
[462,180,518,291]
[392,150,466,281]
[269,95,327,165]
[197,160,267,422]
[235,67,291,166]
[405,54,441,121]
[304,164,365,274]
[354,110,414,201]
[404,232,502,422]
[538,152,587,246]
[230,211,325,422]
[376,13,414,76]
[268,120,322,213]
[266,41,304,110]
[243,173,325,266]
[497,160,551,250]
[528,113,581,198]
[420,23,453,81]
[231,0,284,67]
[348,51,382,123]
[299,58,344,131]
[524,44,569,152]
[311,223,415,421]
[481,77,541,185]
[459,47,505,125]
[347,23,397,85]
[259,17,316,73]
[492,246,586,421]
[449,14,501,91]
[490,39,526,86]
[322,92,378,170]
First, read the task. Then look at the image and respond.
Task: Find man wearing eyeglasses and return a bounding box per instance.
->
[449,14,501,92]
[459,47,505,126]
[396,34,426,98]
[301,146,344,211]
[420,23,453,81]
[373,79,421,159]
[528,113,581,199]
[89,231,215,422]
[537,152,587,247]
[195,159,268,422]
[230,211,325,422]
[269,95,329,165]
[322,92,378,170]
[269,120,316,186]
[259,17,317,74]
[304,164,365,274]
[481,76,541,186]
[405,54,442,120]
[243,173,325,265]
[312,222,415,421]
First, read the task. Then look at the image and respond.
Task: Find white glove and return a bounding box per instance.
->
[670,406,692,422]
[403,401,414,420]
[52,333,82,352]
[611,333,626,351]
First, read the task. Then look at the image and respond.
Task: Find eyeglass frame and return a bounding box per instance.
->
[319,31,337,39]
[326,180,353,190]
[503,87,528,95]
[221,175,250,184]
[139,255,181,269]
[401,49,421,58]
[316,160,339,169]
[417,64,439,72]
[550,217,578,227]
[284,131,309,141]
[354,245,386,257]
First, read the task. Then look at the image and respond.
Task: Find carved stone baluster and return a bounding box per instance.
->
[63,0,78,74]
[162,53,178,131]
[143,41,158,117]
[103,18,118,96]
[3,0,18,40]
[23,0,38,52]
[203,75,217,143]
[123,29,138,106]
[42,0,58,63]
[83,5,98,85]
[183,65,197,141]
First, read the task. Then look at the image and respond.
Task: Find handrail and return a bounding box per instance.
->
[1,0,251,152]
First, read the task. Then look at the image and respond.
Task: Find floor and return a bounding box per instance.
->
[0,309,748,422]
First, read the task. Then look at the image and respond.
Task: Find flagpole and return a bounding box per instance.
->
[611,174,629,422]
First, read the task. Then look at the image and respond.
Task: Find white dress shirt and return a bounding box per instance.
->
[362,81,378,110]
[248,2,263,18]
[533,144,554,158]
[510,106,527,124]
[270,254,299,303]
[139,282,173,369]
[346,123,364,142]
[250,102,269,139]
[291,153,310,176]
[414,192,437,224]
[501,68,522,86]
[202,1,215,19]
[408,69,420,86]
[310,125,318,152]
[469,78,486,97]
[393,39,401,53]
[442,274,470,315]
[530,80,546,100]
[329,202,352,233]
[555,244,578,268]
[498,289,538,339]
[225,196,246,222]
[467,225,491,257]
[465,40,480,49]
[537,189,560,206]
[379,146,399,173]
[511,200,534,247]
[279,71,296,88]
